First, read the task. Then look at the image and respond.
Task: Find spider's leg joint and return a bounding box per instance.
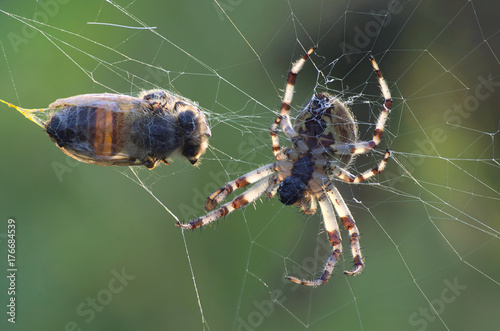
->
[340,215,355,230]
[176,219,198,230]
[327,229,342,247]
[344,255,364,276]
[231,195,249,209]
[205,185,231,211]
[304,46,316,58]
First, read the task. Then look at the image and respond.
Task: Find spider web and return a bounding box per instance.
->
[0,1,498,330]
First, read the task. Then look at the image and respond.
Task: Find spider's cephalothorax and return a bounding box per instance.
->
[177,47,393,287]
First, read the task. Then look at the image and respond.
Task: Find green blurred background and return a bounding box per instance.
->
[0,1,499,330]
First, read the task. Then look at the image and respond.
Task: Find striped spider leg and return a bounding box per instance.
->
[176,164,278,230]
[331,55,393,156]
[285,188,342,287]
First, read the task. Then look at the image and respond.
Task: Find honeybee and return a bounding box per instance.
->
[1,89,211,169]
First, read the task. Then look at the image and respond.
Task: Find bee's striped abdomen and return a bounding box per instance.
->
[92,106,124,157]
[45,105,127,160]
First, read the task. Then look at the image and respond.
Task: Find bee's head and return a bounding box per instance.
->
[177,107,211,165]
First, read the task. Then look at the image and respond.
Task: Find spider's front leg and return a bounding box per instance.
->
[177,175,274,230]
[205,163,276,211]
[274,46,316,156]
[332,55,392,156]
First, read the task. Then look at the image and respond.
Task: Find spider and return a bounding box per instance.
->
[176,47,392,286]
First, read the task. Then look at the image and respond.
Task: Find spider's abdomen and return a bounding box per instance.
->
[295,93,358,167]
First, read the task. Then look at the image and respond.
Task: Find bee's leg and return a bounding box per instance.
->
[139,89,169,111]
[143,157,157,169]
[139,89,168,102]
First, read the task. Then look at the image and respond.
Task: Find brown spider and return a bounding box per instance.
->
[177,47,392,286]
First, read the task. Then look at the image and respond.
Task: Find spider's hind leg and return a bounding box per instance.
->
[325,184,364,276]
[285,192,342,286]
[327,149,391,184]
